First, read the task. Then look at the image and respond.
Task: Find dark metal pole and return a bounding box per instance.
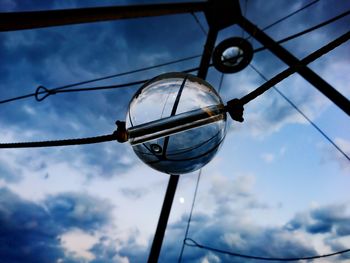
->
[147,174,179,263]
[237,16,350,116]
[0,2,207,32]
[197,28,219,79]
[147,25,218,263]
[239,30,350,106]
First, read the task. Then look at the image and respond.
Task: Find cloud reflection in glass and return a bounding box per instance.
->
[126,72,226,174]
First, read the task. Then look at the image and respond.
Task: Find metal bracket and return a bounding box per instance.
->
[204,0,241,30]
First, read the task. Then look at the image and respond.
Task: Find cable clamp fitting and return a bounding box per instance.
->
[35,85,57,101]
[226,98,244,122]
[114,120,128,143]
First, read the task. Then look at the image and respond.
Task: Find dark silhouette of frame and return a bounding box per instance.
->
[1,1,349,262]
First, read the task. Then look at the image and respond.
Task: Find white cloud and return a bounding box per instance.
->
[310,48,350,98]
[60,229,98,261]
[22,104,36,116]
[320,137,350,173]
[1,1,349,262]
[261,152,275,163]
[333,138,350,173]
[200,252,221,263]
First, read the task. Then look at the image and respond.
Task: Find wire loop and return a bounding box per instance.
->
[184,238,198,247]
[1,10,349,106]
[35,86,56,101]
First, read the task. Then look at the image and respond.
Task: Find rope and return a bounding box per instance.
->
[252,9,350,54]
[249,63,350,162]
[184,238,350,261]
[177,170,202,263]
[178,72,225,262]
[249,0,320,36]
[35,79,148,101]
[191,12,207,36]
[1,10,349,105]
[239,30,350,105]
[0,55,200,104]
[0,133,118,148]
[0,30,348,149]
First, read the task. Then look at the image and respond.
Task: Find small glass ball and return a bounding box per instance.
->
[126,72,226,174]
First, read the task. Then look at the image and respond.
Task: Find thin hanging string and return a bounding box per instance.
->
[177,169,202,263]
[246,0,320,40]
[42,55,199,91]
[218,73,224,94]
[178,73,225,262]
[1,9,349,105]
[178,63,350,262]
[184,237,350,261]
[249,63,350,162]
[190,12,207,36]
[0,30,348,149]
[239,30,350,105]
[0,55,200,104]
[240,0,320,47]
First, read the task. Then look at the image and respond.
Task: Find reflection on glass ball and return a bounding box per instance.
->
[126,72,226,175]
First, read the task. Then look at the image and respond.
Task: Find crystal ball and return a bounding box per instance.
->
[126,72,226,174]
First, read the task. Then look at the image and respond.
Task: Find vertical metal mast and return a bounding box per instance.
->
[147,24,219,263]
[147,174,180,263]
[147,1,241,262]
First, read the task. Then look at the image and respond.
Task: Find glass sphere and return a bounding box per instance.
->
[126,72,226,174]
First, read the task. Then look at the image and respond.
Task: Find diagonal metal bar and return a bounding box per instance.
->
[197,28,218,79]
[162,76,188,158]
[0,2,207,32]
[238,16,350,116]
[147,174,179,263]
[2,31,348,149]
[240,30,350,105]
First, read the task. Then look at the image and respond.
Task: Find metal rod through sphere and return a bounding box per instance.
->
[127,104,226,145]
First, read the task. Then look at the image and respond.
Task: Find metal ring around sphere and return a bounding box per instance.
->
[213,37,253,73]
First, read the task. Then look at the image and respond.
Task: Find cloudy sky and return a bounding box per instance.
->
[0,0,350,262]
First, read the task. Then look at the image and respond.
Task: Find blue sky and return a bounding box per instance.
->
[0,0,350,262]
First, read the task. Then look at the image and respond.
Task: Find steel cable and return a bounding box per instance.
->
[1,9,349,105]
